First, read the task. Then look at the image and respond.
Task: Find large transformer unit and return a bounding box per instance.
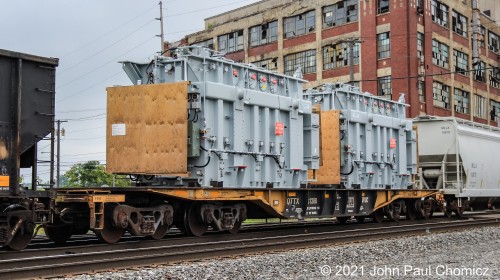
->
[304,83,417,190]
[107,46,319,188]
[0,49,58,250]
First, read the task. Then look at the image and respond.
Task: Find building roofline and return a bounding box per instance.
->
[205,0,270,21]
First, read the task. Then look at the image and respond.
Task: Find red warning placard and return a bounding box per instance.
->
[390,138,397,149]
[275,122,284,136]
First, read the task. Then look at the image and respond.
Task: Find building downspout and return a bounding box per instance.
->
[472,0,481,123]
[406,0,412,115]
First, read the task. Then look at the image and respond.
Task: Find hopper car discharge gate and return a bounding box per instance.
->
[51,48,438,243]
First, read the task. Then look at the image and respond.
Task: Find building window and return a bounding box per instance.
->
[323,0,358,28]
[418,33,425,103]
[284,50,317,76]
[474,60,486,82]
[377,0,389,14]
[490,100,500,121]
[251,58,278,71]
[377,32,390,59]
[453,49,468,76]
[250,21,278,47]
[218,30,244,53]
[417,32,424,60]
[418,81,425,103]
[323,43,359,70]
[488,31,499,53]
[431,0,449,28]
[433,81,450,109]
[453,88,469,114]
[432,40,449,69]
[417,0,424,13]
[378,76,392,99]
[490,65,500,88]
[284,10,315,39]
[452,11,468,37]
[474,94,487,119]
[479,26,486,48]
[192,39,214,50]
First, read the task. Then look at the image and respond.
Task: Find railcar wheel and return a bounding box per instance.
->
[372,209,384,223]
[228,220,242,234]
[415,199,432,220]
[5,208,34,251]
[453,207,465,218]
[186,203,208,237]
[95,204,125,244]
[7,227,34,251]
[384,201,402,222]
[444,209,453,218]
[336,217,350,224]
[173,204,188,234]
[151,200,171,240]
[406,200,417,220]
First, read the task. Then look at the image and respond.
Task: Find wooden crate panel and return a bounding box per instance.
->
[106,82,189,175]
[310,110,341,185]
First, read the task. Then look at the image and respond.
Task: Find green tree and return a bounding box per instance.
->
[57,174,69,187]
[63,160,130,187]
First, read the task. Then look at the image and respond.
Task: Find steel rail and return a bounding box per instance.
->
[0,217,499,279]
[0,215,460,258]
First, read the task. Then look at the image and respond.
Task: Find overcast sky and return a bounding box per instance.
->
[1,0,260,183]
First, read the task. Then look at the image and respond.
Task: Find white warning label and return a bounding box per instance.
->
[111,123,126,136]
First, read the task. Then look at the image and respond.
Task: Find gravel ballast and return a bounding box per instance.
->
[57,226,500,280]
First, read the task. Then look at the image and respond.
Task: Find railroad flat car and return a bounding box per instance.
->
[52,47,437,243]
[0,49,58,250]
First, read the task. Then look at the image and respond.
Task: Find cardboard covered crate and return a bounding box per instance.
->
[106,82,189,175]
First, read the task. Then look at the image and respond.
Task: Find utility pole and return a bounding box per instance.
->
[157,1,165,53]
[56,120,67,188]
[335,38,363,84]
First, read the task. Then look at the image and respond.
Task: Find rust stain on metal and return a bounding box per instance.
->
[0,139,8,160]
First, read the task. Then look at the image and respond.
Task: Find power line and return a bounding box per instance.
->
[63,136,106,141]
[57,39,160,104]
[57,49,161,104]
[64,125,106,133]
[63,113,106,121]
[63,151,106,157]
[60,3,159,58]
[58,19,156,75]
[56,108,105,113]
[57,35,156,91]
[56,70,122,103]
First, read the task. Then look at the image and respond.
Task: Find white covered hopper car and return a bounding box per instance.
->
[415,116,500,214]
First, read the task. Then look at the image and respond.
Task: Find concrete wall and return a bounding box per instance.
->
[480,0,500,23]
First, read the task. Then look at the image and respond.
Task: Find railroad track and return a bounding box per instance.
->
[1,215,499,279]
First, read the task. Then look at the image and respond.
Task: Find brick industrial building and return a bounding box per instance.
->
[174,0,500,125]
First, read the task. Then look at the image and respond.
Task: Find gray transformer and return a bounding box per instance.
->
[120,47,319,188]
[304,84,417,189]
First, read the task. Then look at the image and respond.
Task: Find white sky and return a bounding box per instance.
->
[1,0,260,183]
